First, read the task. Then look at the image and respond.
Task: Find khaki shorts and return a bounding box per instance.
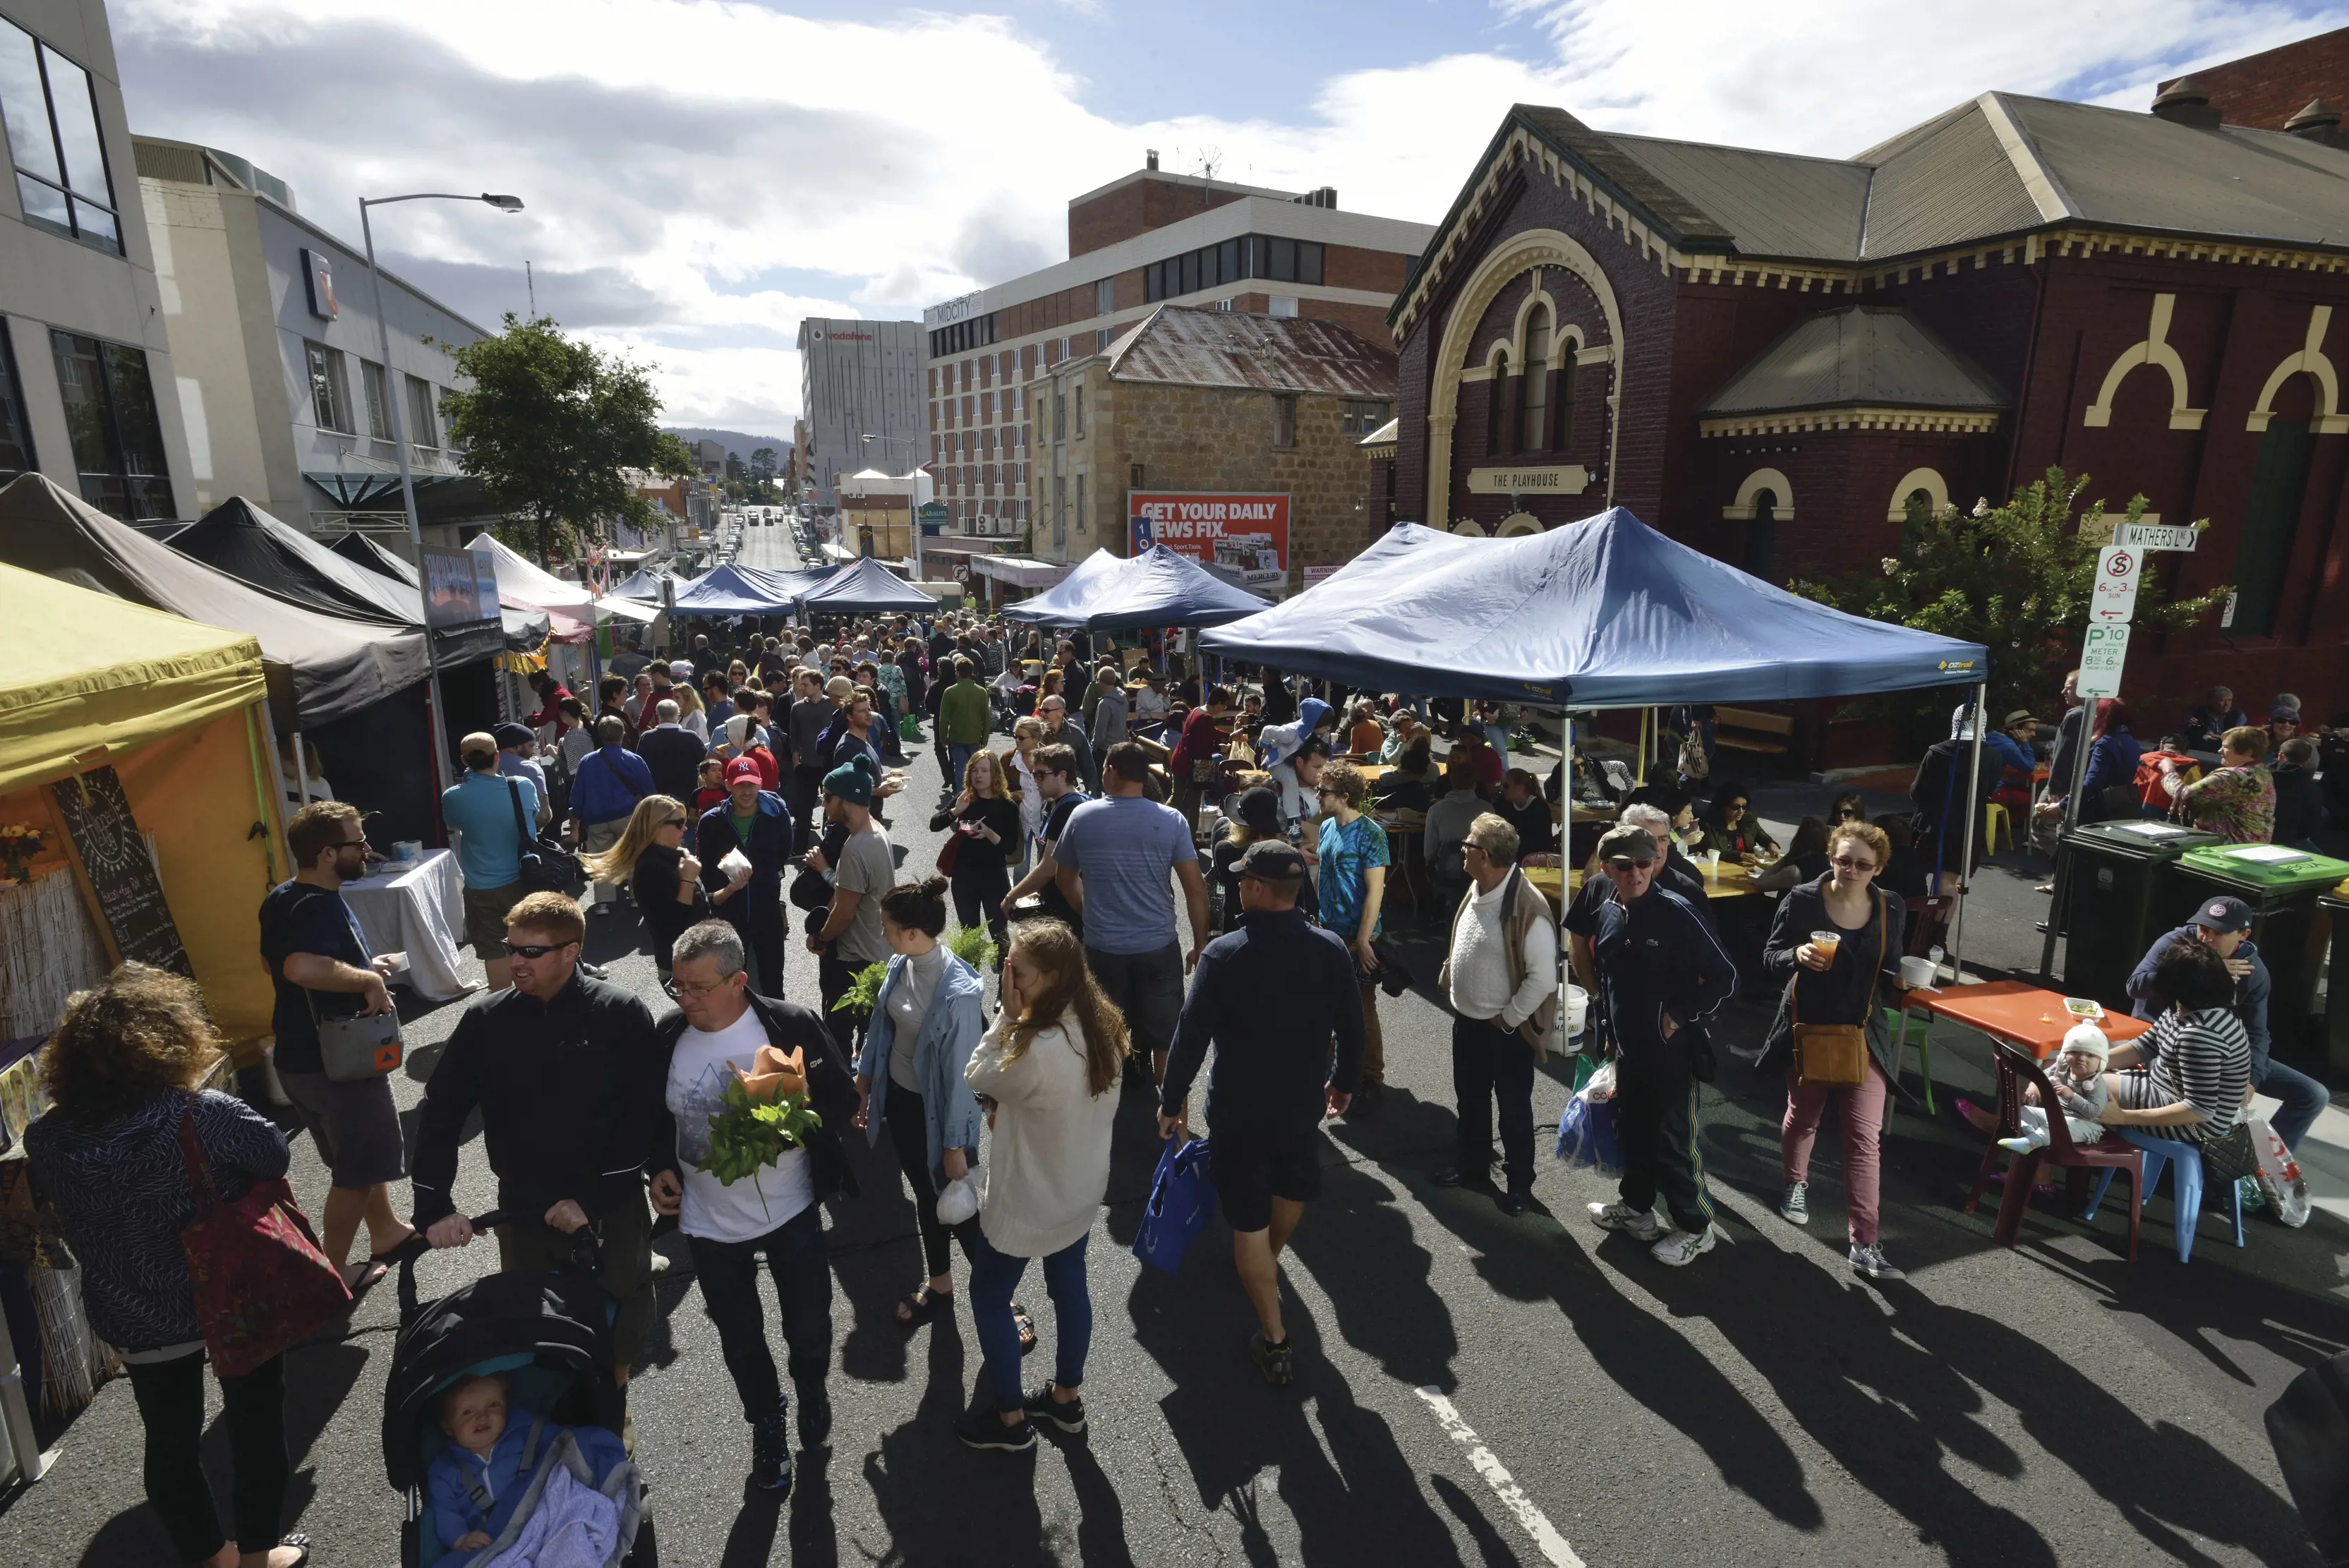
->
[462,880,526,954]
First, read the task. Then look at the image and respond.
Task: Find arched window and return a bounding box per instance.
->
[1746,489,1777,582]
[1486,348,1509,457]
[2235,370,2321,636]
[1521,306,1550,452]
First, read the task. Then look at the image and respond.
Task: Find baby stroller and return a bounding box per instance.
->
[383,1212,656,1567]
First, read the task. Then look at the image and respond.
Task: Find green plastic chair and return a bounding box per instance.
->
[1884,1006,1936,1114]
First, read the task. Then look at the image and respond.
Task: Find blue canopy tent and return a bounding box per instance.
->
[1005,544,1270,631]
[1202,509,1994,968]
[795,557,934,615]
[608,565,694,603]
[671,562,801,616]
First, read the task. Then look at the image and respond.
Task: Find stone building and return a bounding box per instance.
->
[1388,32,2349,715]
[1034,306,1395,595]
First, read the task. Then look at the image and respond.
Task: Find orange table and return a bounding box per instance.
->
[1896,979,2152,1116]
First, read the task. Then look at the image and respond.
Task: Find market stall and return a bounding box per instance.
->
[794,556,935,615]
[1002,548,1125,625]
[1004,543,1269,631]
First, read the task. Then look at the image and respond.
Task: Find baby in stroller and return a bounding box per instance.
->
[428,1373,629,1560]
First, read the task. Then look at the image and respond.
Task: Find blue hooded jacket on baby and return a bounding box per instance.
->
[428,1412,628,1556]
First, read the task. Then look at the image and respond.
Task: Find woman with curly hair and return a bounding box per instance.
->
[25,964,310,1568]
[956,919,1128,1452]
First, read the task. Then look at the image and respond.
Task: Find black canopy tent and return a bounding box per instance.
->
[331,530,417,585]
[0,474,445,845]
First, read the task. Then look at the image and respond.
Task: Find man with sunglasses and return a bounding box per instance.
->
[414,892,665,1406]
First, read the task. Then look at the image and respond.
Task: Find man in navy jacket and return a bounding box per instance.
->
[698,757,795,996]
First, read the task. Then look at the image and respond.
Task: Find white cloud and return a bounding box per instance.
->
[113,0,2346,430]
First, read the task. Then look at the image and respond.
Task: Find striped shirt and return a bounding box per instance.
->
[2123,1007,2252,1142]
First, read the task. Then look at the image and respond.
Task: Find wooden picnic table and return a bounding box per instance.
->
[1523,860,1761,907]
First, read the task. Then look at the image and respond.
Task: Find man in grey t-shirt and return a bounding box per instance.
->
[810,753,894,1039]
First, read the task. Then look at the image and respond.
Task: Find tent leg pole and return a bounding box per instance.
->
[252,706,289,885]
[1560,711,1576,1049]
[1948,682,1987,983]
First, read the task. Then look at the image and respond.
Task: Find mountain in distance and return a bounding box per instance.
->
[664,427,794,465]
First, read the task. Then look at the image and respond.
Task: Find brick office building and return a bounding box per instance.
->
[922,157,1431,542]
[1032,306,1395,593]
[1389,49,2349,717]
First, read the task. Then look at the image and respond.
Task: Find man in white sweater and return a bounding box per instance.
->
[1432,813,1559,1214]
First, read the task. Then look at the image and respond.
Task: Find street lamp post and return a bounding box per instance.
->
[860,431,922,579]
[360,190,524,801]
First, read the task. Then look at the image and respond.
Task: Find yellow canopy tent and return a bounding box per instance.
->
[0,562,282,1048]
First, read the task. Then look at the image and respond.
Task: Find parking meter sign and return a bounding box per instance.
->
[2079,624,2131,699]
[2091,545,2141,623]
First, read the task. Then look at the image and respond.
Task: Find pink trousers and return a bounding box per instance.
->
[1781,1063,1889,1247]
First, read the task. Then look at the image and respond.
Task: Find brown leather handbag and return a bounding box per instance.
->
[1792,897,1887,1091]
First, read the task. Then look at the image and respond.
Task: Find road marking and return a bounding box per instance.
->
[1415,1386,1586,1567]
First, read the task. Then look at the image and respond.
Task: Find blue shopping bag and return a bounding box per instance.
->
[1133,1135,1215,1274]
[1555,1061,1622,1175]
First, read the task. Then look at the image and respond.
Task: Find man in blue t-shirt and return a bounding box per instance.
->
[442,732,538,991]
[1052,741,1209,1082]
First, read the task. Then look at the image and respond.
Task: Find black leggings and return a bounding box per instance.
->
[124,1351,287,1562]
[883,1079,967,1280]
[950,858,1011,951]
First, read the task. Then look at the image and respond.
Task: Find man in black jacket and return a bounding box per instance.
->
[633,698,707,802]
[1159,842,1362,1388]
[648,920,859,1490]
[416,892,664,1390]
[699,757,794,996]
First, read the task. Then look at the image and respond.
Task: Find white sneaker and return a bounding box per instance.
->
[1650,1224,1718,1267]
[1587,1202,1662,1242]
[1777,1181,1809,1225]
[1848,1243,1905,1281]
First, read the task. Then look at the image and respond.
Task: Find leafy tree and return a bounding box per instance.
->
[1789,466,2229,735]
[440,314,692,567]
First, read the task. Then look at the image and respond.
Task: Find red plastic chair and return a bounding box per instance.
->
[1964,1041,2146,1261]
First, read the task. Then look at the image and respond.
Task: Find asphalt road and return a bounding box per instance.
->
[3,532,2337,1567]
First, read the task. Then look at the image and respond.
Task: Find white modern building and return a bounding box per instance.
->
[0,0,197,520]
[795,316,923,511]
[134,135,499,547]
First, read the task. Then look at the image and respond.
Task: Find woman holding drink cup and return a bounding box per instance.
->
[1756,821,1909,1282]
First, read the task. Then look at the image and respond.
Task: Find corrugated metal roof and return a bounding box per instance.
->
[1106,306,1398,398]
[1853,99,2047,260]
[1701,306,2008,416]
[1602,135,1870,260]
[1512,106,1737,250]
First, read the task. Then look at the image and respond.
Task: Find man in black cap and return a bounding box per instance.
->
[1159,840,1363,1387]
[2127,894,2324,1154]
[494,722,552,828]
[1566,824,1738,1266]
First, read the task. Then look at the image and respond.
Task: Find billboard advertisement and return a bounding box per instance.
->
[1128,491,1288,596]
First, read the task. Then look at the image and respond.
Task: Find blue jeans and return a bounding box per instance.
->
[969,1227,1090,1412]
[948,742,979,792]
[2258,1056,2330,1152]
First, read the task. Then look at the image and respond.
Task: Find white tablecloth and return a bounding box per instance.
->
[342,850,473,1002]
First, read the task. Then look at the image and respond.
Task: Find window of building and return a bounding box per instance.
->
[1745,490,1777,583]
[1075,472,1087,533]
[406,375,439,448]
[2233,375,2319,637]
[1559,356,1577,450]
[925,313,997,358]
[1342,401,1389,435]
[1269,297,1298,318]
[360,359,392,441]
[1130,463,1145,489]
[1095,277,1115,315]
[1520,306,1550,452]
[1144,234,1327,303]
[1486,350,1508,456]
[1053,474,1067,548]
[1053,387,1066,442]
[1074,385,1085,438]
[0,324,33,481]
[1272,394,1296,449]
[303,341,351,433]
[0,22,121,255]
[1096,327,1112,351]
[1060,337,1073,361]
[49,330,172,520]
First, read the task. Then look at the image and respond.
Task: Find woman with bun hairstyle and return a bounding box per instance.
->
[854,876,989,1331]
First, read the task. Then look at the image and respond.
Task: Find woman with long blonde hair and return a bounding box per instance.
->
[672,678,708,743]
[581,795,708,983]
[1006,716,1044,876]
[956,920,1127,1450]
[927,748,1022,950]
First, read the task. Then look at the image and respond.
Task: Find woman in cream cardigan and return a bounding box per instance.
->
[957,919,1128,1452]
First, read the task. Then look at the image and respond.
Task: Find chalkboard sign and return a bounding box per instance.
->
[50,766,192,978]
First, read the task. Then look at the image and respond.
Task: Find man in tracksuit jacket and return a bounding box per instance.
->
[1566,825,1738,1266]
[414,891,665,1389]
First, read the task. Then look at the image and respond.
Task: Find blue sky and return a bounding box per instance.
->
[114,0,2349,432]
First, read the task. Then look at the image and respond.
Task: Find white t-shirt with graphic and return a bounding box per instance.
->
[665,1008,814,1244]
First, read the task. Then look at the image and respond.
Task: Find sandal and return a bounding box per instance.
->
[894,1286,953,1328]
[340,1259,388,1296]
[1012,1301,1037,1357]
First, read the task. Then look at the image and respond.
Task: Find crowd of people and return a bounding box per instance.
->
[11,607,2332,1562]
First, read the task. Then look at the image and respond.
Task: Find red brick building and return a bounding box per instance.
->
[1390,60,2349,718]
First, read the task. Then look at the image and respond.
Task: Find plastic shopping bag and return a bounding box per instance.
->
[2249,1116,2312,1229]
[1133,1135,1215,1274]
[936,1173,979,1226]
[1555,1060,1621,1174]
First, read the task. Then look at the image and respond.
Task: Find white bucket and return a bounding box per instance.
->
[1898,955,1938,989]
[1564,983,1590,1037]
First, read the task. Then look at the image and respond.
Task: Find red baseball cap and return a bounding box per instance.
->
[723,757,763,785]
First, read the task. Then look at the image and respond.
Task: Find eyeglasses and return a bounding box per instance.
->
[502,940,576,959]
[674,977,739,1001]
[1830,855,1879,873]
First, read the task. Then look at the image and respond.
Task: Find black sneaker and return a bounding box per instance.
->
[1497,1188,1530,1216]
[1346,1082,1380,1118]
[955,1406,1038,1452]
[1023,1384,1086,1433]
[749,1405,793,1494]
[1250,1332,1296,1387]
[1431,1162,1489,1189]
[797,1386,833,1448]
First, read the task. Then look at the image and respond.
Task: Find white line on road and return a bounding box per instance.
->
[1415,1386,1587,1567]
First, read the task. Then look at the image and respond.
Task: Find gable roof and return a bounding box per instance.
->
[1701,306,2009,417]
[1104,306,1396,399]
[1394,92,2349,334]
